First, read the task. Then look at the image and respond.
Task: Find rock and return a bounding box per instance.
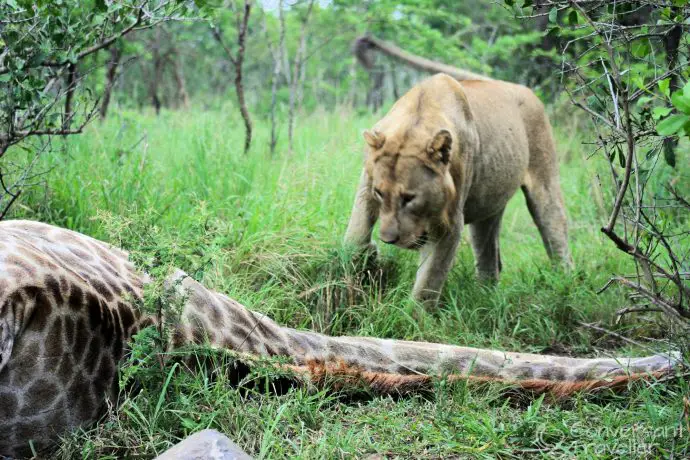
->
[155,429,253,460]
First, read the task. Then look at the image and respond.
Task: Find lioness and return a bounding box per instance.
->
[345,73,572,306]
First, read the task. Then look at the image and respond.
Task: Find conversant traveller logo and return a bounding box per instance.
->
[530,422,685,457]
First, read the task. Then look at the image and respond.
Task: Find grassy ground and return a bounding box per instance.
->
[8,105,689,458]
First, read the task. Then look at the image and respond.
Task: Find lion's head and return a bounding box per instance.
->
[363,127,458,249]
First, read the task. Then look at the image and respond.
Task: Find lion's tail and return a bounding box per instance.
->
[353,35,492,82]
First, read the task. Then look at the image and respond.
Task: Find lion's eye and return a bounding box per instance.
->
[400,193,416,207]
[373,188,383,201]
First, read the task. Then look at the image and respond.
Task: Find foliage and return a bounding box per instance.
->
[0,0,191,217]
[94,0,555,115]
[657,81,690,138]
[505,0,690,334]
[336,0,548,83]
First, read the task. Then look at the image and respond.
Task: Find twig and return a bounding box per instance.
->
[601,60,621,129]
[615,305,663,322]
[578,321,660,354]
[211,27,237,66]
[614,277,689,323]
[668,186,690,211]
[0,172,21,220]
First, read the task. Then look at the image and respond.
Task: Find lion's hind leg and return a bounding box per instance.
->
[469,209,504,281]
[521,173,573,268]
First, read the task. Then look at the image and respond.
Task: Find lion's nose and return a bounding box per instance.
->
[380,229,399,245]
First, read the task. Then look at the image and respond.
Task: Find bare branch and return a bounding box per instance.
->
[211,27,238,67]
[668,186,690,211]
[613,277,690,323]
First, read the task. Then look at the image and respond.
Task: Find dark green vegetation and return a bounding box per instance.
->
[8,108,688,458]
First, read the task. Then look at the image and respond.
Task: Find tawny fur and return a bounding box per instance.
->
[291,361,670,399]
[345,73,573,307]
[0,220,675,457]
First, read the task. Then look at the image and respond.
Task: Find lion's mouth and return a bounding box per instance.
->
[407,232,428,249]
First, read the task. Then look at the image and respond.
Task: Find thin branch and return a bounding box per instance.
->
[15,128,85,137]
[613,277,690,323]
[578,321,655,352]
[211,27,237,66]
[616,306,663,321]
[0,172,21,220]
[600,226,688,298]
[668,186,690,211]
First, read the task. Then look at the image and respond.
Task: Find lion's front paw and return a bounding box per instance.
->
[364,241,379,258]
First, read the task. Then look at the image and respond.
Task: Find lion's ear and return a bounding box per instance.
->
[427,129,452,164]
[363,129,386,150]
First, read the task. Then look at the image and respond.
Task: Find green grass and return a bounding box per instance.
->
[8,104,689,458]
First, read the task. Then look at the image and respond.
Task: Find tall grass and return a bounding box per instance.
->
[8,104,688,458]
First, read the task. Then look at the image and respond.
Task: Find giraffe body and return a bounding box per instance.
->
[0,220,676,457]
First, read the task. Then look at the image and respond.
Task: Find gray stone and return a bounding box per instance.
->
[155,429,253,460]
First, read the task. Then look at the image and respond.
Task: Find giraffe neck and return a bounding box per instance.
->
[0,220,678,457]
[168,270,675,396]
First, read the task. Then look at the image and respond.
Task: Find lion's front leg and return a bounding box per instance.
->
[344,170,378,253]
[412,217,463,308]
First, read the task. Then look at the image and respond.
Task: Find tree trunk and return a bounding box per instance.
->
[367,66,384,112]
[149,30,163,115]
[149,63,163,115]
[296,42,309,112]
[235,1,252,155]
[266,0,285,155]
[170,53,190,110]
[391,62,399,100]
[100,47,122,120]
[664,18,682,93]
[286,0,315,155]
[281,6,294,154]
[662,12,682,167]
[211,7,252,155]
[347,57,357,108]
[63,63,77,130]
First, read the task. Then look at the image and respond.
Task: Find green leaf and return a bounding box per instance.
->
[548,7,558,23]
[671,91,690,114]
[546,26,560,39]
[652,106,673,120]
[631,75,646,91]
[631,40,650,58]
[657,114,689,135]
[568,9,578,24]
[659,78,671,98]
[617,145,625,168]
[180,417,199,430]
[522,0,533,6]
[636,96,653,107]
[663,139,676,167]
